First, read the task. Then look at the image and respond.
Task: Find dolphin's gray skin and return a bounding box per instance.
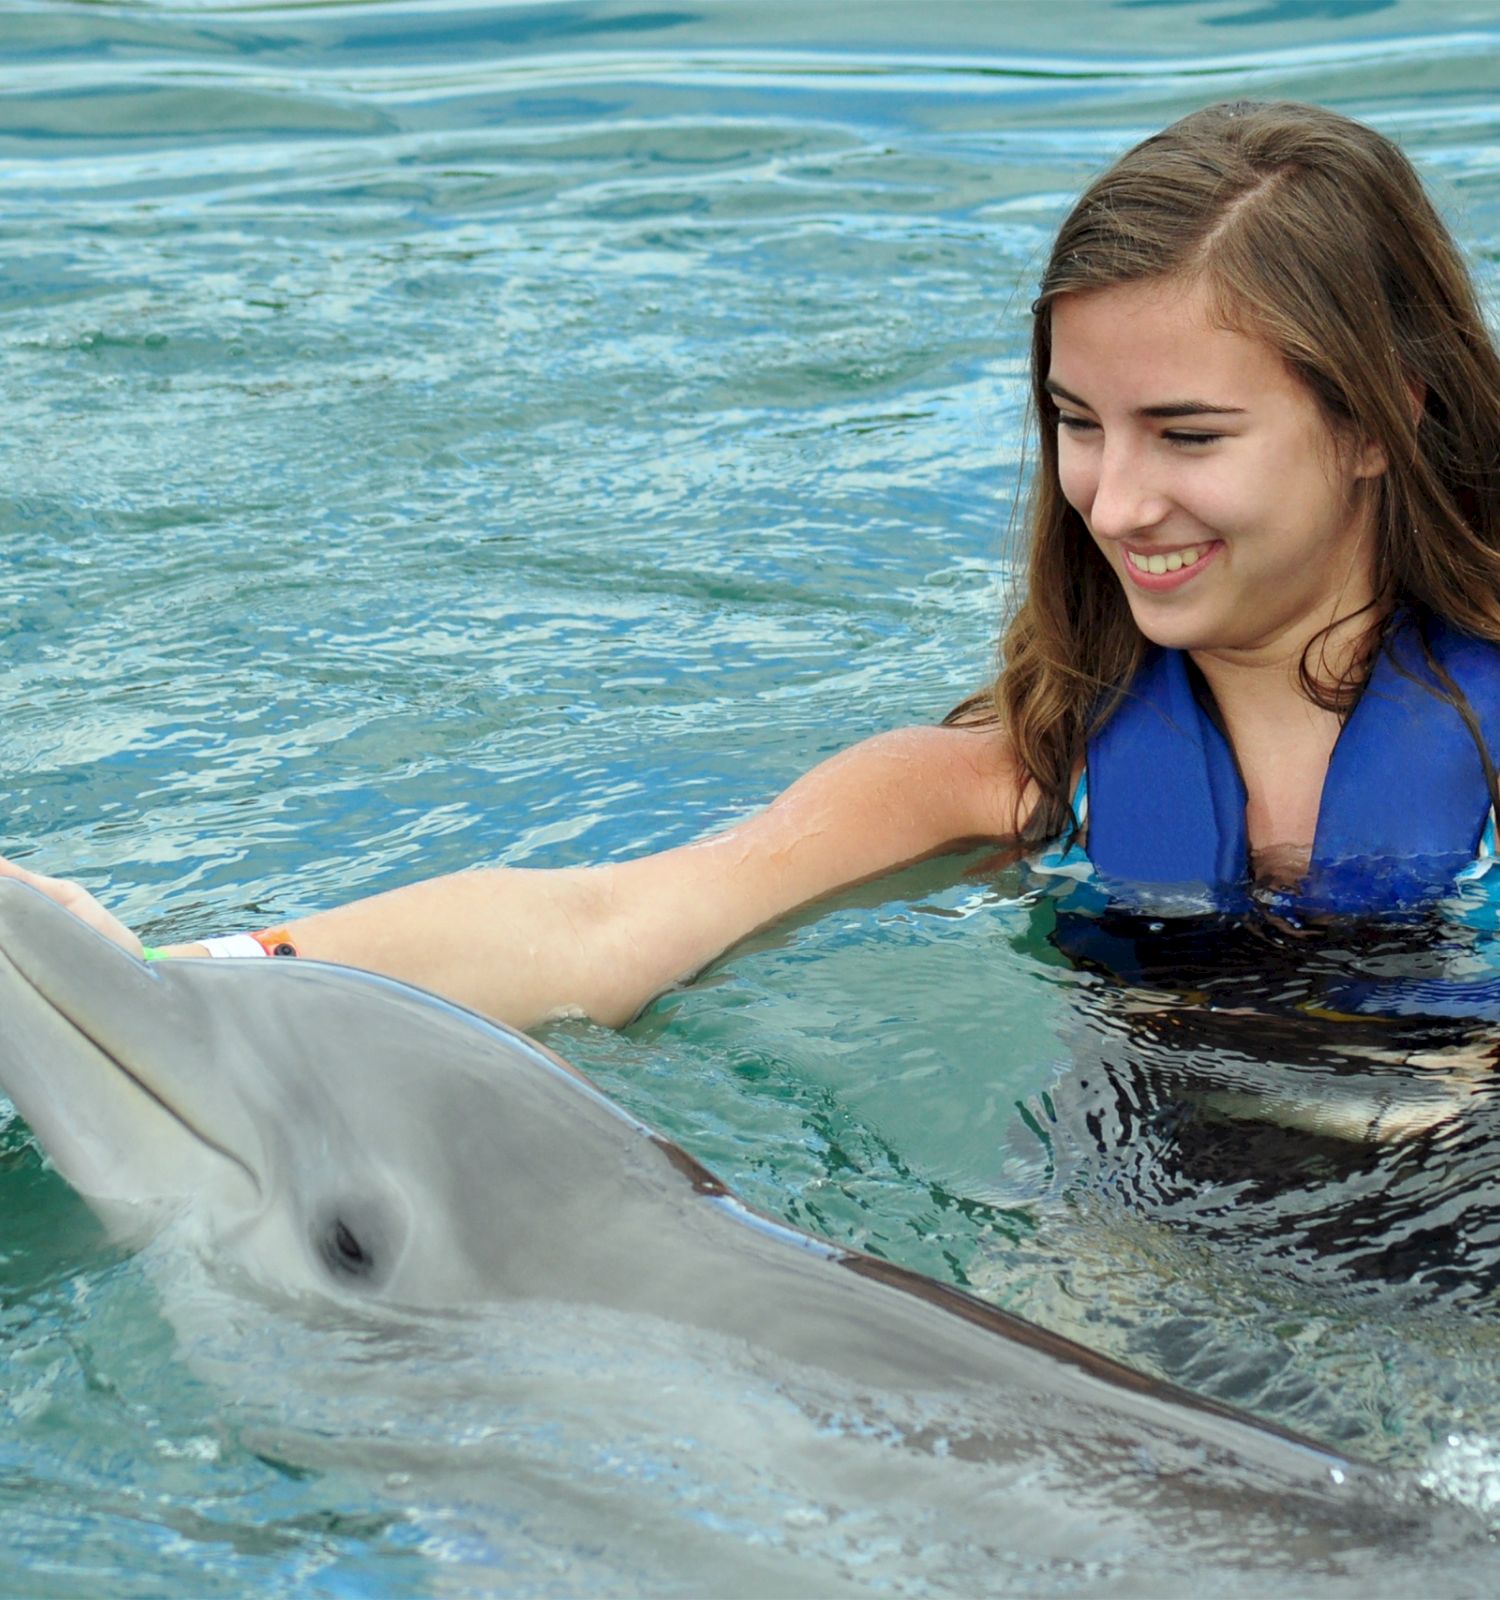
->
[0,879,1484,1585]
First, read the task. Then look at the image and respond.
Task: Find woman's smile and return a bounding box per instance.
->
[1122,541,1221,588]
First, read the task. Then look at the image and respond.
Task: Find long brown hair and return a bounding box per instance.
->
[951,100,1500,851]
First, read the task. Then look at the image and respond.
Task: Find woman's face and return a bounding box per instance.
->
[1047,276,1385,665]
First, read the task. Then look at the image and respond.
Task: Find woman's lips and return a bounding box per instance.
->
[1121,540,1220,592]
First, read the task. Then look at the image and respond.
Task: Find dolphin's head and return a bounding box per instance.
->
[0,880,672,1309]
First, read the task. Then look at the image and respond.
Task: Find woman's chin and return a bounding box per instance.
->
[1121,593,1224,655]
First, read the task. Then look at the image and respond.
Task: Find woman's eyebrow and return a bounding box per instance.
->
[1043,378,1246,419]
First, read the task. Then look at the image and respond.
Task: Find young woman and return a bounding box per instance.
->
[8,99,1500,1036]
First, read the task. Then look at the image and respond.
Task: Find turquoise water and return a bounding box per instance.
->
[8,0,1500,1593]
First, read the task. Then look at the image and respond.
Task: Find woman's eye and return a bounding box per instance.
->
[1056,413,1096,435]
[1164,430,1222,447]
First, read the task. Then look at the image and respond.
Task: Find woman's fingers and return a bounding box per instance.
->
[0,856,145,957]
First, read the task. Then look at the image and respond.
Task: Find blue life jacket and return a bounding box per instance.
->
[1084,614,1500,915]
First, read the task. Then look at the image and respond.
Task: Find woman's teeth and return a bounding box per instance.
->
[1126,545,1204,576]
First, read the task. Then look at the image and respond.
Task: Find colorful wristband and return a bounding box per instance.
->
[198,928,300,959]
[199,934,270,959]
[141,947,167,962]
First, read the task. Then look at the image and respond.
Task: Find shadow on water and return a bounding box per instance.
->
[1052,907,1500,1290]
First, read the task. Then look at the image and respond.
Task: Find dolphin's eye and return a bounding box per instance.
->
[320,1217,374,1279]
[312,1204,396,1290]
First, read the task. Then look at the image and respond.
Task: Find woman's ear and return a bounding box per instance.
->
[1353,377,1425,480]
[1353,435,1389,480]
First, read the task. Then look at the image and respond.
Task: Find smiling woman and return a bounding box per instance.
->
[1046,273,1390,873]
[969,98,1500,911]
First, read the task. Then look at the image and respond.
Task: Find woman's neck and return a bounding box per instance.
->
[1187,606,1388,881]
[1188,601,1385,726]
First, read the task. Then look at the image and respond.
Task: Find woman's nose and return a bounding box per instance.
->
[1085,441,1169,542]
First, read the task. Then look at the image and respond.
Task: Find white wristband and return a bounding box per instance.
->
[198,934,269,959]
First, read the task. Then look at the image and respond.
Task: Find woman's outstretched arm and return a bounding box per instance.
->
[0,723,1021,1032]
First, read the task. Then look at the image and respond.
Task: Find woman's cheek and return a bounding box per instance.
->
[1055,449,1095,522]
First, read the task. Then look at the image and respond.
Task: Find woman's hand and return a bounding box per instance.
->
[0,857,145,958]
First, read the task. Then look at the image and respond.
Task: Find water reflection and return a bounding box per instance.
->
[1049,908,1496,1280]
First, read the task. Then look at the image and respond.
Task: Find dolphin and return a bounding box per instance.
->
[0,878,1486,1589]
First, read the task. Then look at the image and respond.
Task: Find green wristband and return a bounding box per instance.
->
[141,947,168,962]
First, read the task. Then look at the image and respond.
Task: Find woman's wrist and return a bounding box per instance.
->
[142,929,298,962]
[143,942,210,960]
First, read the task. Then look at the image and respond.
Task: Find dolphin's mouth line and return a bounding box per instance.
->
[4,954,265,1201]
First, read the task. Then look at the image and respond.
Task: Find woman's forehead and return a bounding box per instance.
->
[1047,279,1301,409]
